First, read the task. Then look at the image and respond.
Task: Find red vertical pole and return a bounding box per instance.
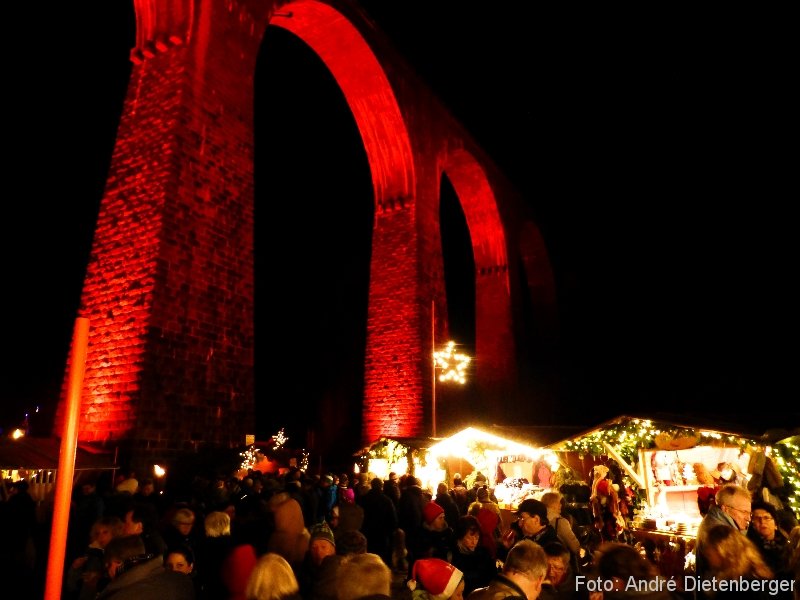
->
[432,300,436,438]
[44,317,90,600]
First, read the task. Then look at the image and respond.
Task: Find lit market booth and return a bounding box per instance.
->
[548,414,799,580]
[354,427,560,517]
[353,435,436,484]
[0,435,117,515]
[425,427,560,505]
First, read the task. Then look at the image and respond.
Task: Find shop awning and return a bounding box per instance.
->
[0,436,116,471]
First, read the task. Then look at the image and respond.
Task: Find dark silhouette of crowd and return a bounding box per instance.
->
[1,461,798,600]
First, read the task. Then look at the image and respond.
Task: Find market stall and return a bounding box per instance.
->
[0,435,117,516]
[353,427,560,504]
[353,435,436,482]
[548,414,799,580]
[425,427,559,505]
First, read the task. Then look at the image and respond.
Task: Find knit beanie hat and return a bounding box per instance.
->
[407,558,463,600]
[309,521,336,549]
[422,501,445,525]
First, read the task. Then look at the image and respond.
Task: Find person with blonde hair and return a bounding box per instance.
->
[197,510,257,600]
[588,541,682,599]
[65,515,124,600]
[703,523,778,597]
[245,553,302,600]
[336,552,393,599]
[204,510,232,537]
[541,491,583,572]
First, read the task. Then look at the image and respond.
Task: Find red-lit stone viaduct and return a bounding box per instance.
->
[54,0,557,464]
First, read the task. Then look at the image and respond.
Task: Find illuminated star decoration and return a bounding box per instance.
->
[434,341,470,384]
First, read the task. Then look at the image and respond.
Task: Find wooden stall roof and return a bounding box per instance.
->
[546,412,796,451]
[354,424,586,458]
[485,424,586,449]
[426,426,562,457]
[0,436,116,471]
[353,436,438,457]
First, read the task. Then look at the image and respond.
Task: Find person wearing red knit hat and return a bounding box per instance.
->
[408,502,454,580]
[407,557,465,600]
[423,501,446,526]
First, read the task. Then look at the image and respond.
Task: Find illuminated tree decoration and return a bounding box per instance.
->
[434,341,471,384]
[772,436,799,518]
[300,450,310,472]
[272,428,288,449]
[239,444,262,471]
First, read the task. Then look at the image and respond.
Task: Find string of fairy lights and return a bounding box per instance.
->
[559,418,799,518]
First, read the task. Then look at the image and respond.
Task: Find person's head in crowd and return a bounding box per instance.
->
[515,498,549,537]
[543,541,571,586]
[749,500,780,542]
[327,505,341,530]
[165,545,195,575]
[171,507,196,537]
[80,478,98,496]
[90,516,124,549]
[103,535,149,580]
[204,510,231,538]
[407,557,464,600]
[116,477,139,495]
[370,477,383,492]
[540,491,564,513]
[453,515,481,553]
[477,487,490,503]
[137,477,155,497]
[337,530,368,556]
[714,483,752,532]
[437,482,449,496]
[122,503,155,536]
[501,539,547,599]
[245,552,300,600]
[594,541,660,590]
[703,523,774,581]
[309,521,336,567]
[423,501,448,531]
[337,552,392,599]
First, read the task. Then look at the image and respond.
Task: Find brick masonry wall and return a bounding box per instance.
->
[53,0,556,465]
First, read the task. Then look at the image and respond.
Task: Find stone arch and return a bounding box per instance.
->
[519,220,558,343]
[268,1,415,202]
[441,148,517,397]
[54,0,553,460]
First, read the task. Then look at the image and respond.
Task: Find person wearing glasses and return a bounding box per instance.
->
[694,483,752,584]
[747,500,794,590]
[469,539,548,600]
[501,499,559,557]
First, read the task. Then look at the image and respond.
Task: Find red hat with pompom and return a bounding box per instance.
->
[407,558,463,600]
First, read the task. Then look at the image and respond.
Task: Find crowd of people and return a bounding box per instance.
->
[1,465,799,600]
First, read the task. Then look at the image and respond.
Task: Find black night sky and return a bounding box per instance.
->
[3,3,796,444]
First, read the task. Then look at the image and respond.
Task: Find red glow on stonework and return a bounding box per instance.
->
[274,3,421,441]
